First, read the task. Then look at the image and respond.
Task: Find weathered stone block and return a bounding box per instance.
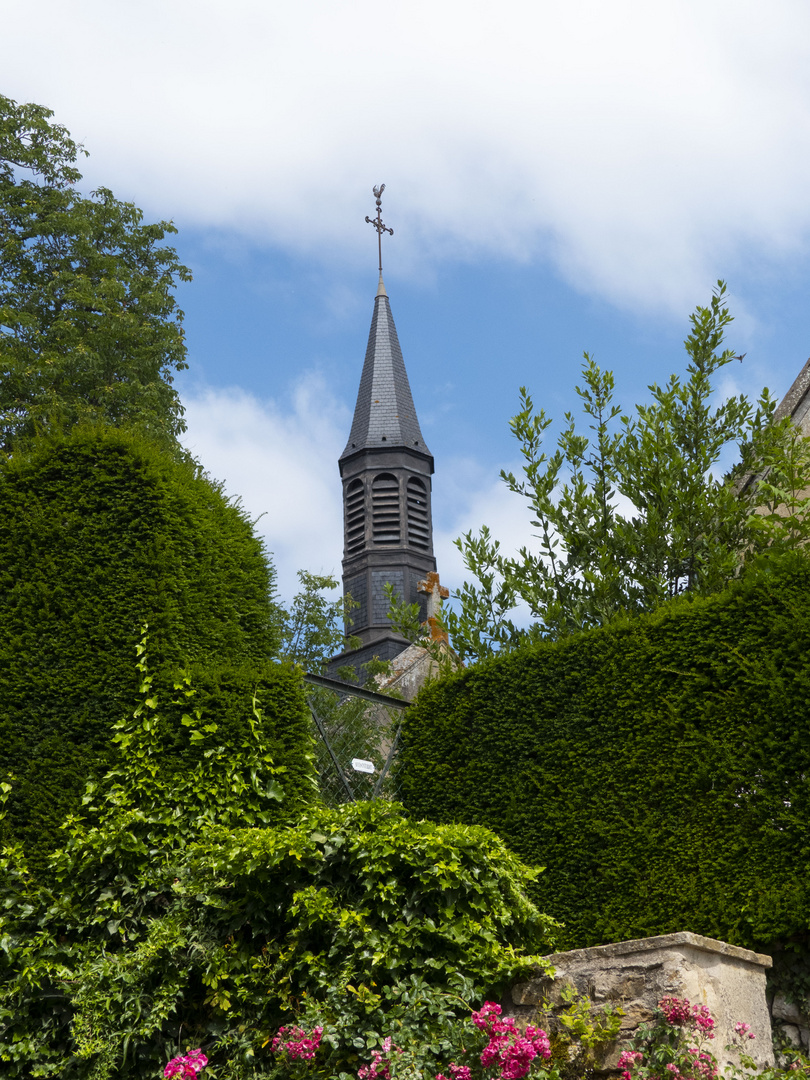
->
[507,932,774,1073]
[778,1023,802,1050]
[773,992,805,1025]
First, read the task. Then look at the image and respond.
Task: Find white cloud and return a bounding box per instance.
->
[180,376,349,603]
[180,380,539,619]
[4,0,810,311]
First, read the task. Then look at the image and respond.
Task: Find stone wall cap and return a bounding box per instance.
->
[544,932,772,970]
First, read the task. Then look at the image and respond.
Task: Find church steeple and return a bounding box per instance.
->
[329,188,437,677]
[340,273,431,464]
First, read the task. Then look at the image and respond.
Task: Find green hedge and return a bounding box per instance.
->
[400,554,810,952]
[0,427,312,860]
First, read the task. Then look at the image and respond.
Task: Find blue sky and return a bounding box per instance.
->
[4,0,810,604]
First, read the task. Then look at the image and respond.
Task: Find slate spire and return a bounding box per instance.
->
[340,274,431,465]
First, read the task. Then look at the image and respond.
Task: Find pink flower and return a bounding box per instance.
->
[616,1049,644,1080]
[661,996,693,1026]
[618,1051,644,1068]
[679,1046,718,1080]
[270,1024,323,1061]
[472,1002,504,1030]
[448,1065,472,1080]
[164,1050,208,1078]
[499,1036,542,1079]
[474,1007,550,1079]
[359,1040,400,1080]
[659,997,716,1038]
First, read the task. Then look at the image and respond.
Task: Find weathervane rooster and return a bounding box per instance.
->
[366,184,393,274]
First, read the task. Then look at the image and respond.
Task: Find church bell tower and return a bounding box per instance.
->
[328,186,437,677]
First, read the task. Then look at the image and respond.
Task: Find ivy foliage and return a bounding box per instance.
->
[184,804,555,1012]
[0,93,191,454]
[0,646,556,1078]
[0,425,285,863]
[400,551,810,954]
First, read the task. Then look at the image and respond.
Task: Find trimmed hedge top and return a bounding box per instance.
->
[400,554,810,952]
[0,427,312,860]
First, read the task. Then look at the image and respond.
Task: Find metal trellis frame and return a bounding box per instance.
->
[303,672,410,805]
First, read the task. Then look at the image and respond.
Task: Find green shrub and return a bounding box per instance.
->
[400,552,810,952]
[0,802,556,1078]
[0,651,555,1077]
[0,426,284,860]
[185,801,557,1006]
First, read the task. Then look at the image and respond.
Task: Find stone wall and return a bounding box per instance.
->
[506,932,774,1074]
[772,991,810,1057]
[374,640,458,701]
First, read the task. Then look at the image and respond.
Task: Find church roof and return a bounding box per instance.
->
[340,275,431,462]
[773,356,810,434]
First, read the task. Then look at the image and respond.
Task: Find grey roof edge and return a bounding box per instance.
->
[537,931,772,970]
[302,671,410,709]
[328,631,412,664]
[773,357,810,428]
[338,442,434,474]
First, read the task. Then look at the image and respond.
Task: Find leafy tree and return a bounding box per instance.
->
[446,284,807,661]
[0,94,191,454]
[278,570,359,671]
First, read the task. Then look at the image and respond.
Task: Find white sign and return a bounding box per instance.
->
[351,758,375,774]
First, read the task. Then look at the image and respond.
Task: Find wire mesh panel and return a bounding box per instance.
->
[304,674,408,806]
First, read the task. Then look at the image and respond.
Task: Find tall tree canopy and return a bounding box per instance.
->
[445,284,810,661]
[0,94,191,454]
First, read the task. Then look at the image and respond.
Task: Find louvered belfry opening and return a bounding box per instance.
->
[345,478,366,554]
[406,476,430,550]
[371,473,401,544]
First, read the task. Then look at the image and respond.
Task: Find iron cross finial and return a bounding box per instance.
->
[365,183,394,275]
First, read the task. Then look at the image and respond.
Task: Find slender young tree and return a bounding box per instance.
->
[278,570,359,671]
[446,284,804,661]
